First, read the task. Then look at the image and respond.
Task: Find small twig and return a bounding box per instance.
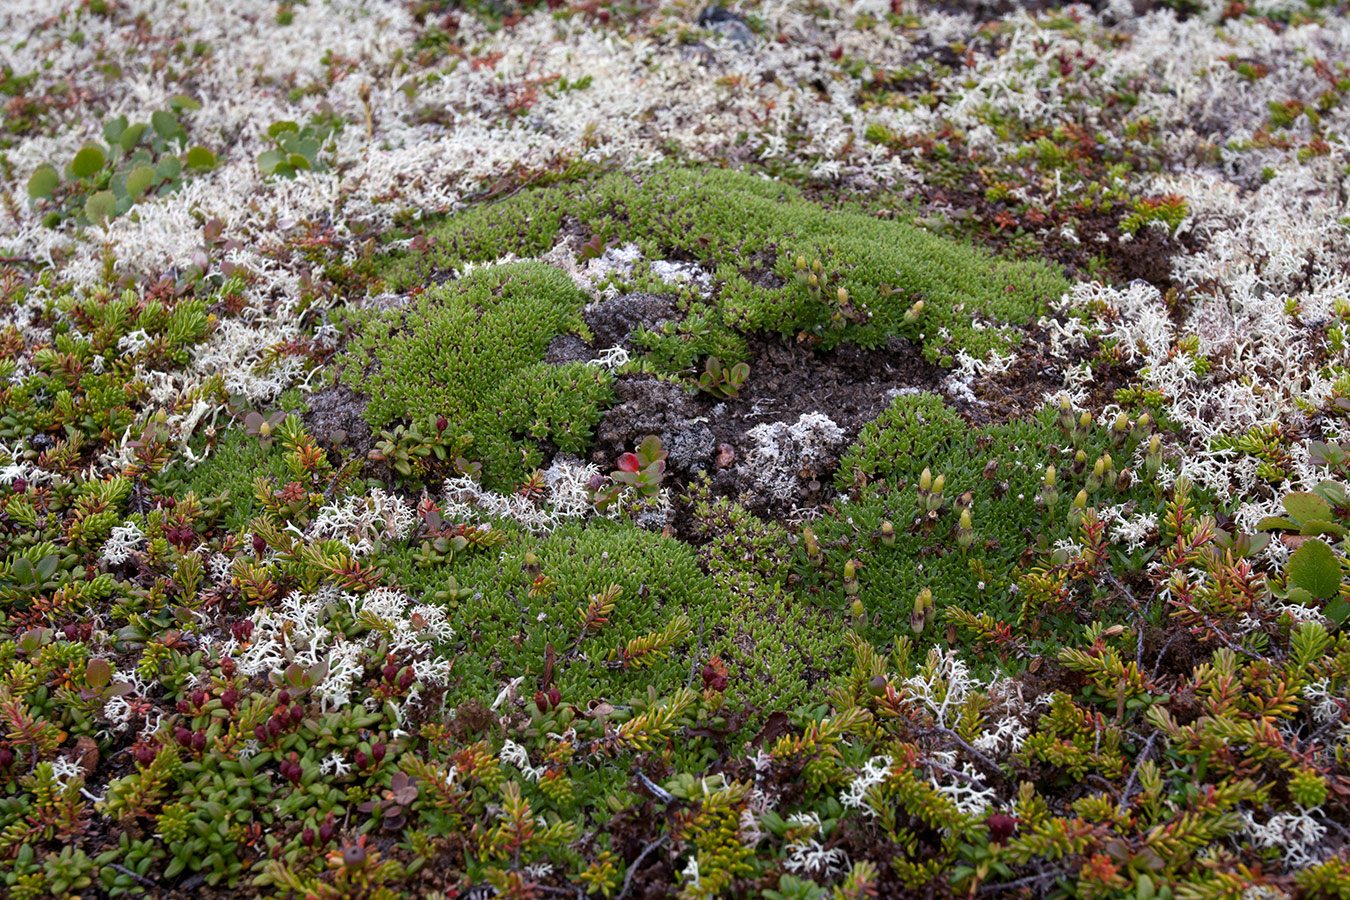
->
[1120,732,1159,810]
[0,255,40,266]
[1201,616,1266,661]
[978,868,1072,896]
[1149,631,1181,681]
[686,615,705,689]
[634,768,674,804]
[1085,773,1120,802]
[916,726,1009,784]
[107,863,159,890]
[1303,709,1349,747]
[616,835,668,900]
[919,757,990,788]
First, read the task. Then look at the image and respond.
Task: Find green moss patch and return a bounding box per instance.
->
[337,261,609,488]
[391,166,1069,364]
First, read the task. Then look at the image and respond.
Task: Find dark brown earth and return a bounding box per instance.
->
[586,329,945,522]
[304,383,376,458]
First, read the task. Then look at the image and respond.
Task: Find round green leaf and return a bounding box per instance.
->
[267,120,299,138]
[119,122,148,151]
[83,190,117,224]
[151,109,182,141]
[26,164,59,200]
[125,165,156,199]
[256,149,285,176]
[71,145,106,179]
[1287,538,1342,600]
[85,657,112,689]
[1284,491,1331,525]
[1300,519,1348,538]
[287,152,312,171]
[102,115,129,145]
[155,156,182,181]
[185,146,216,171]
[168,93,201,111]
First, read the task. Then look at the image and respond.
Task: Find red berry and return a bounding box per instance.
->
[398,669,414,691]
[192,690,207,709]
[547,687,561,709]
[302,828,315,844]
[0,747,15,768]
[319,822,334,843]
[134,743,157,766]
[253,534,267,556]
[371,742,386,764]
[277,690,291,705]
[175,727,193,748]
[436,415,448,434]
[191,731,207,753]
[354,750,368,770]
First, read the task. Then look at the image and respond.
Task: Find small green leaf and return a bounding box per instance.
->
[267,120,300,138]
[85,658,112,689]
[84,190,117,224]
[1287,538,1341,600]
[1325,596,1350,626]
[168,94,201,111]
[36,555,59,581]
[119,122,148,152]
[155,156,182,181]
[185,146,216,170]
[287,153,312,171]
[1284,491,1331,525]
[27,164,59,200]
[1257,516,1300,532]
[151,109,182,141]
[102,115,128,145]
[71,145,106,178]
[1315,479,1348,507]
[256,149,285,175]
[1299,519,1348,538]
[125,165,157,199]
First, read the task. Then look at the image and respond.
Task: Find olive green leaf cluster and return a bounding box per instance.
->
[26,99,216,228]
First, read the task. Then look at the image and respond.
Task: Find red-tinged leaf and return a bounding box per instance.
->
[616,452,640,473]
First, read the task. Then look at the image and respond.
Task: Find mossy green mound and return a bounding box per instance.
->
[797,392,1158,667]
[391,166,1070,364]
[337,261,609,488]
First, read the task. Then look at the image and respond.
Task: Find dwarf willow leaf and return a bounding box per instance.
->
[27,164,59,199]
[185,146,216,170]
[1287,538,1341,600]
[84,190,116,224]
[71,145,106,178]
